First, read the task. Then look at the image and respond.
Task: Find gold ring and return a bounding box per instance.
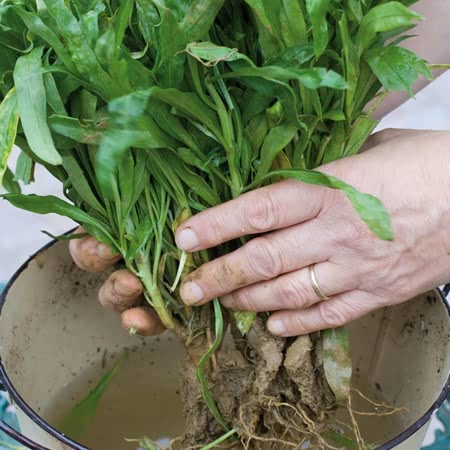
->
[309,264,331,300]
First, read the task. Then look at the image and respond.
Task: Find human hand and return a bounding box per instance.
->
[69,228,165,336]
[175,129,450,337]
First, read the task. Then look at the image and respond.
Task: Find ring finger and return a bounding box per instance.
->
[220,261,357,313]
[180,219,332,306]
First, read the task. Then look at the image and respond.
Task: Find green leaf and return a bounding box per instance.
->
[2,193,116,245]
[346,0,363,23]
[326,430,359,449]
[323,327,352,402]
[49,115,175,149]
[125,216,154,264]
[345,116,379,157]
[14,150,34,185]
[185,41,254,66]
[114,0,134,48]
[234,311,256,335]
[13,48,62,165]
[218,66,348,90]
[59,353,125,439]
[42,0,120,99]
[150,87,221,137]
[61,152,106,215]
[11,7,78,75]
[356,2,422,54]
[158,149,221,207]
[244,0,282,59]
[266,44,314,68]
[322,122,346,164]
[256,123,298,179]
[338,14,359,118]
[197,299,229,431]
[44,73,66,116]
[181,0,226,41]
[246,169,393,241]
[323,110,345,121]
[2,167,20,194]
[95,90,178,196]
[153,7,187,88]
[365,45,432,94]
[279,0,307,47]
[41,230,89,241]
[306,0,331,58]
[0,87,19,188]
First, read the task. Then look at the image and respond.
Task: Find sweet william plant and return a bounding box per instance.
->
[0,0,434,448]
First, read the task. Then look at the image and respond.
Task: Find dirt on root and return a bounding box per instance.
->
[181,316,337,449]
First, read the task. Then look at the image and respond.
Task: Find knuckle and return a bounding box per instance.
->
[276,278,308,309]
[98,281,113,309]
[290,313,309,335]
[236,289,259,312]
[210,215,233,245]
[375,128,395,141]
[244,191,280,232]
[245,238,284,280]
[318,301,347,329]
[339,219,371,246]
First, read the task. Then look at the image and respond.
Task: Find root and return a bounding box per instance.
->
[351,388,408,416]
[348,394,366,449]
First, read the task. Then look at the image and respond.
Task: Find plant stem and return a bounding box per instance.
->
[200,429,237,450]
[136,257,175,332]
[206,80,241,197]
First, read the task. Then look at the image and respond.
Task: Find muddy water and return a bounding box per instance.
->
[44,349,404,450]
[332,373,406,447]
[44,343,185,450]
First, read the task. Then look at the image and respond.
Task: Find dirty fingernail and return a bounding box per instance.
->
[268,319,287,336]
[180,281,205,305]
[176,228,199,251]
[220,294,235,309]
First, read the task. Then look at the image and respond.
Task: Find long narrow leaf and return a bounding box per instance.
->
[323,327,352,401]
[2,193,115,244]
[13,48,62,165]
[0,88,19,187]
[59,354,125,439]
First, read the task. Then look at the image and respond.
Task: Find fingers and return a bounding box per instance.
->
[122,306,166,336]
[98,269,143,312]
[267,290,380,336]
[175,179,327,252]
[220,262,356,313]
[180,220,333,306]
[360,128,434,153]
[70,227,121,273]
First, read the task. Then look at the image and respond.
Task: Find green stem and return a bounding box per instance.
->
[206,81,241,197]
[197,299,229,431]
[136,257,175,332]
[200,429,237,450]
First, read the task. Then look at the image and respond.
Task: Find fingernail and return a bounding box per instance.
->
[180,281,205,305]
[268,319,287,336]
[176,228,199,251]
[220,294,235,309]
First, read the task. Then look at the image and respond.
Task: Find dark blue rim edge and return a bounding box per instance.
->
[0,235,449,450]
